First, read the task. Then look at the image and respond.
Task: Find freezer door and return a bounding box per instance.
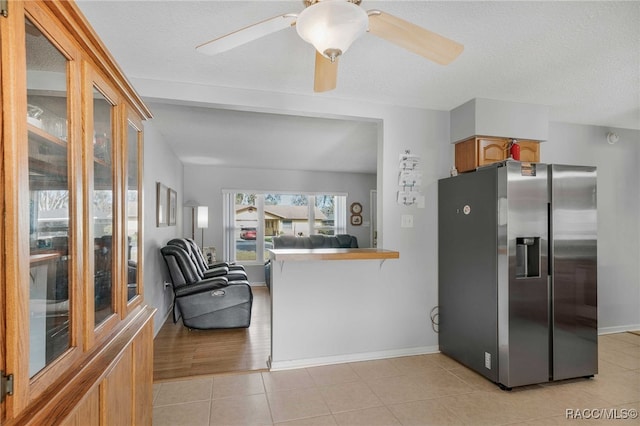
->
[550,165,598,380]
[500,162,550,387]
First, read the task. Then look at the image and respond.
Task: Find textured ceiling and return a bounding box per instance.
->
[75,0,640,172]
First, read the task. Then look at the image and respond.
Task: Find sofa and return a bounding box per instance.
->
[272,234,359,249]
[264,234,358,289]
[167,238,248,282]
[161,244,253,329]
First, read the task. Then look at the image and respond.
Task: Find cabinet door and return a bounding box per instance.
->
[477,138,508,166]
[518,140,540,162]
[124,112,143,311]
[25,13,78,381]
[91,85,117,328]
[454,138,478,173]
[101,347,134,425]
[83,66,122,344]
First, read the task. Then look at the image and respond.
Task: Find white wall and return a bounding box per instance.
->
[542,123,640,332]
[136,79,451,351]
[182,166,376,282]
[143,121,185,334]
[137,79,639,353]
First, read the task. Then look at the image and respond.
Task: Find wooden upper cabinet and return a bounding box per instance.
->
[454,136,541,173]
[518,140,540,162]
[477,137,509,167]
[453,138,477,174]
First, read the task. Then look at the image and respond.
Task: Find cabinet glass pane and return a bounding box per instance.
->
[126,123,139,301]
[26,17,71,377]
[92,88,114,325]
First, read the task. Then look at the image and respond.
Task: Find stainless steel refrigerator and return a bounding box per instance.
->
[438,161,597,389]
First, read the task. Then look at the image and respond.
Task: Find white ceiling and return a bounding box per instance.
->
[76,0,640,173]
[146,100,379,173]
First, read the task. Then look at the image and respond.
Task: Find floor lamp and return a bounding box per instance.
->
[197,205,208,248]
[184,200,199,239]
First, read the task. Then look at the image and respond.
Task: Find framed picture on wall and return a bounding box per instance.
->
[168,188,177,226]
[156,182,168,227]
[202,246,216,266]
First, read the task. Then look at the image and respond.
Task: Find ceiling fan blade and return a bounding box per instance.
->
[314,51,339,93]
[367,10,463,65]
[196,14,297,55]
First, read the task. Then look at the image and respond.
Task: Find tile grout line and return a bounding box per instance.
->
[260,370,277,425]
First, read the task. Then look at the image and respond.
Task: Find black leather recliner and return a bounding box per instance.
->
[160,244,253,329]
[184,238,246,273]
[167,238,248,282]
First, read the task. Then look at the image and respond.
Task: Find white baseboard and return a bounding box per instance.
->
[268,327,638,370]
[153,309,173,338]
[269,345,440,371]
[598,324,640,335]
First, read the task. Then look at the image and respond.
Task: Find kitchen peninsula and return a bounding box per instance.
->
[268,248,400,370]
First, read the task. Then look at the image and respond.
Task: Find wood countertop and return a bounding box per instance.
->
[269,248,400,262]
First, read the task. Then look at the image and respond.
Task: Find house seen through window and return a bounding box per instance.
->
[224,192,346,262]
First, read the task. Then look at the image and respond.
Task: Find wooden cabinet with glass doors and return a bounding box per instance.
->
[1,1,153,424]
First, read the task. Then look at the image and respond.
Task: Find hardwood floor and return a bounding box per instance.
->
[153,286,271,382]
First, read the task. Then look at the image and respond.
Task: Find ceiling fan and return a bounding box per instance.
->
[196,0,463,93]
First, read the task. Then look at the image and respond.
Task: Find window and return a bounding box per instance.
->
[223,192,347,263]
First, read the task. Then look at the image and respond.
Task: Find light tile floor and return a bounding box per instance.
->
[152,333,640,425]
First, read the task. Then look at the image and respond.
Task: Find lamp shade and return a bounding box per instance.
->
[296,0,368,61]
[197,206,209,228]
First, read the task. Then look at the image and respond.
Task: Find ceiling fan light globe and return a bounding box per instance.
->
[296,0,368,58]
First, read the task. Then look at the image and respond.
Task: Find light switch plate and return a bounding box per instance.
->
[401,214,413,228]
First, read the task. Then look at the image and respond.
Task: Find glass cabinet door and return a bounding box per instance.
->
[26,17,72,377]
[91,87,116,326]
[125,120,141,302]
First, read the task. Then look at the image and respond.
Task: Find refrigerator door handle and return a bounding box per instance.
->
[548,274,554,380]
